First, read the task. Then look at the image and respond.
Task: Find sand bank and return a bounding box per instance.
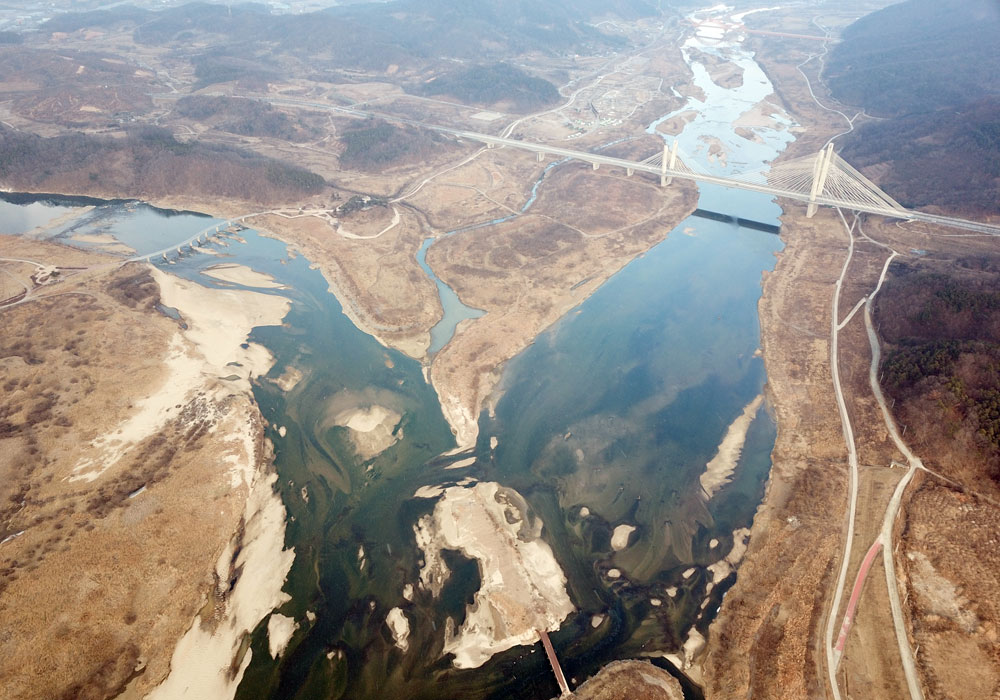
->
[700,394,763,499]
[385,607,411,652]
[611,524,636,551]
[324,389,403,459]
[69,333,204,483]
[147,471,294,700]
[414,481,574,668]
[139,268,295,699]
[733,99,788,131]
[445,456,477,470]
[150,266,289,389]
[267,614,298,659]
[202,263,286,289]
[271,366,303,392]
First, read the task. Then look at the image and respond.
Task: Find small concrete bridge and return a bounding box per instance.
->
[125,215,258,263]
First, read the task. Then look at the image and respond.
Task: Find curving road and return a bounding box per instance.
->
[241,95,1000,236]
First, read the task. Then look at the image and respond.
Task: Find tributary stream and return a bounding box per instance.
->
[2,8,799,699]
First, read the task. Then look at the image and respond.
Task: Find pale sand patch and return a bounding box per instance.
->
[591,614,606,628]
[611,524,636,551]
[682,627,706,670]
[267,613,298,659]
[608,568,622,579]
[414,516,450,596]
[909,552,978,633]
[414,485,445,499]
[69,232,117,243]
[707,527,751,584]
[147,471,294,700]
[580,506,591,518]
[278,426,287,438]
[733,99,788,131]
[272,366,303,392]
[402,584,414,602]
[69,334,203,483]
[700,394,764,499]
[149,267,289,490]
[191,245,221,256]
[386,607,411,652]
[141,266,294,699]
[433,388,480,451]
[150,266,288,387]
[444,456,477,470]
[68,232,136,254]
[335,405,398,433]
[202,263,285,289]
[329,401,402,460]
[415,482,574,669]
[663,653,685,670]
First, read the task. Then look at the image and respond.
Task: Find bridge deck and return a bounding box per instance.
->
[243,96,1000,237]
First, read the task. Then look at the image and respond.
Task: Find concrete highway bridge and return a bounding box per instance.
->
[258,96,1000,237]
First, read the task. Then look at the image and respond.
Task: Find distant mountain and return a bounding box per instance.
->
[414,63,561,113]
[44,0,658,72]
[824,0,1000,216]
[824,0,1000,118]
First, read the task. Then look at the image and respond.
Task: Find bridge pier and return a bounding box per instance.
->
[626,167,634,177]
[807,143,835,218]
[592,161,599,170]
[537,151,544,162]
[661,140,680,187]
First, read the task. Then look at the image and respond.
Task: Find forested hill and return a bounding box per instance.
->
[414,64,561,113]
[824,0,1000,117]
[43,0,657,70]
[824,0,1000,216]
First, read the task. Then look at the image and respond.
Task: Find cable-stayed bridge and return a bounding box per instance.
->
[256,96,999,235]
[454,132,999,235]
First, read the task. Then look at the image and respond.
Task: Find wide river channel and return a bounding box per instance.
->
[2,8,797,699]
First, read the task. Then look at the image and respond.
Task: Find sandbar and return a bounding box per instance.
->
[414,481,574,668]
[700,394,763,499]
[267,613,298,659]
[202,262,286,289]
[611,524,636,551]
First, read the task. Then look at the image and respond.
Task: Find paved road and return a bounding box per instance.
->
[824,211,863,700]
[238,95,1000,236]
[834,540,883,655]
[863,249,925,700]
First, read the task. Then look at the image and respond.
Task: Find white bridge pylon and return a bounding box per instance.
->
[250,97,999,235]
[754,143,907,218]
[640,140,906,219]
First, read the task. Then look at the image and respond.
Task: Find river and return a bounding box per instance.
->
[1,7,796,699]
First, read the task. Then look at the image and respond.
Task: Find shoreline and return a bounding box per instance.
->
[144,268,296,699]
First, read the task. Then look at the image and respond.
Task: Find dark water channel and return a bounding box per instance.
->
[0,9,800,697]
